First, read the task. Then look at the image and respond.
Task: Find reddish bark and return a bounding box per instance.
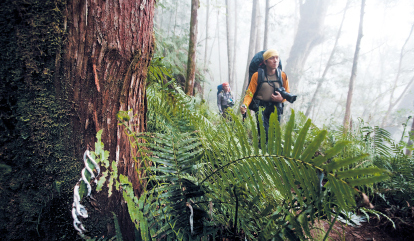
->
[62,0,155,239]
[185,0,199,96]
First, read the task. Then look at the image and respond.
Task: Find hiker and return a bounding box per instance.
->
[217,82,235,118]
[240,49,292,140]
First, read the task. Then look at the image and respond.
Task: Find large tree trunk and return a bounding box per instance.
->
[305,0,350,117]
[185,0,199,96]
[284,0,329,89]
[63,0,155,240]
[343,0,365,130]
[0,0,155,240]
[225,0,233,87]
[381,23,414,127]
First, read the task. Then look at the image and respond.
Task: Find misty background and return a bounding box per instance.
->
[154,0,414,141]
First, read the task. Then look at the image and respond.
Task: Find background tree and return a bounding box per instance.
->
[254,2,263,53]
[407,116,414,156]
[185,0,199,96]
[285,0,330,89]
[263,0,270,50]
[225,0,234,87]
[202,0,210,99]
[305,0,350,117]
[241,0,258,96]
[217,9,223,83]
[232,0,239,98]
[343,0,365,130]
[381,23,414,127]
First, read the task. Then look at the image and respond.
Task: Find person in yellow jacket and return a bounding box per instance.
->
[240,49,291,140]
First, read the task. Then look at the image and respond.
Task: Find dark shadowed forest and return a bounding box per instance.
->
[1,0,413,240]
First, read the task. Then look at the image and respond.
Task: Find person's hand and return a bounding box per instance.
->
[271,92,283,103]
[240,105,247,114]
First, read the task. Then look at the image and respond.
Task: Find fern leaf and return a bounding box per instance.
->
[292,119,311,159]
[283,110,295,157]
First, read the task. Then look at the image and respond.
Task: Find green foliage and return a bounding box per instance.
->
[67,56,384,240]
[104,68,387,240]
[127,109,387,240]
[320,117,414,236]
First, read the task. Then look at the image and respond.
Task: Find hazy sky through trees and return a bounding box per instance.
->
[156,0,414,139]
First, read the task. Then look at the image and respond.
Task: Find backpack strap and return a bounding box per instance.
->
[252,68,266,99]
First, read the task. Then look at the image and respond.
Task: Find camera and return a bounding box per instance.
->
[227,98,235,107]
[275,87,297,103]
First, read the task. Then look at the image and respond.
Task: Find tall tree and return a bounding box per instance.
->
[204,0,210,72]
[225,0,233,87]
[263,0,270,50]
[343,0,365,130]
[0,0,155,240]
[255,1,263,53]
[381,22,414,127]
[241,0,258,96]
[285,0,330,89]
[185,0,199,96]
[407,116,414,156]
[217,10,223,83]
[305,0,350,117]
[202,0,210,99]
[232,0,239,98]
[65,0,155,239]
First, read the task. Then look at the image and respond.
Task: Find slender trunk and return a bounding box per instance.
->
[407,117,414,156]
[305,0,350,117]
[159,3,164,30]
[185,0,199,96]
[204,0,209,71]
[167,3,173,37]
[208,11,218,68]
[173,2,178,36]
[232,0,238,99]
[217,10,223,83]
[263,0,269,50]
[343,0,365,130]
[225,0,233,87]
[285,0,329,89]
[381,22,414,127]
[241,0,258,99]
[202,0,210,99]
[255,2,262,53]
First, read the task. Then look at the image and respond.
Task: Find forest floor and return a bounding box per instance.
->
[321,219,408,241]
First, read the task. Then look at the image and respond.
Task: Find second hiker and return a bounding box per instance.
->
[217,82,235,118]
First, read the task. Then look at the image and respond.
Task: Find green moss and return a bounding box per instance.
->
[0,0,82,240]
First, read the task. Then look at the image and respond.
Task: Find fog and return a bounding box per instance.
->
[155,0,414,139]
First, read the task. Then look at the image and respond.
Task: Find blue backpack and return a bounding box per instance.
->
[217,84,224,95]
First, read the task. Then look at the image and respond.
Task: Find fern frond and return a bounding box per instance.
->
[135,105,391,240]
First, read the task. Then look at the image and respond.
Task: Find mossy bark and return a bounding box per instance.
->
[0,0,155,240]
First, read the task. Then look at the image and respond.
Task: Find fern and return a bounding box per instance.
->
[133,109,389,240]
